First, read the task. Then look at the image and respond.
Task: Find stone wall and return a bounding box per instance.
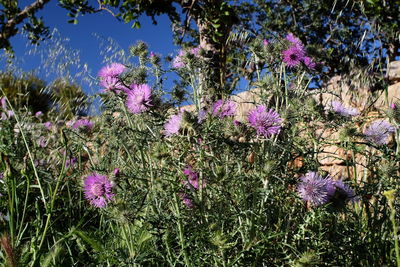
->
[185,62,400,181]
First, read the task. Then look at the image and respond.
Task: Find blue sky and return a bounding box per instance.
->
[1,1,180,96]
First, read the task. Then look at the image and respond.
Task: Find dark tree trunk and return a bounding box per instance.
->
[197,19,224,103]
[194,0,236,105]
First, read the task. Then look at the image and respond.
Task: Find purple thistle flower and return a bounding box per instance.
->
[390,103,397,110]
[98,63,126,78]
[65,157,77,169]
[164,113,183,137]
[248,105,282,138]
[263,39,269,46]
[332,180,356,202]
[182,166,205,190]
[7,110,14,117]
[212,100,236,118]
[37,136,47,148]
[302,56,316,70]
[286,33,303,47]
[297,172,335,207]
[190,46,201,56]
[126,84,152,114]
[98,63,126,91]
[172,50,186,68]
[284,33,317,69]
[43,122,53,130]
[178,193,194,208]
[282,45,306,67]
[83,173,114,208]
[1,110,14,120]
[182,196,194,208]
[113,168,120,177]
[330,101,360,117]
[364,120,396,145]
[72,119,94,130]
[0,97,6,109]
[35,111,43,118]
[197,109,207,124]
[101,77,126,92]
[150,51,156,58]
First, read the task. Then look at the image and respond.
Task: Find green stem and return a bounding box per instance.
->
[121,98,136,131]
[174,195,191,267]
[32,143,67,266]
[16,174,30,246]
[7,173,15,246]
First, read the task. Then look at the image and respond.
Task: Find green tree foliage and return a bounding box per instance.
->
[0,71,52,113]
[0,0,51,51]
[0,0,97,51]
[0,72,89,117]
[242,0,400,77]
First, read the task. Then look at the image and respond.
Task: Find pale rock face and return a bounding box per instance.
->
[230,88,261,122]
[312,76,370,113]
[312,74,400,112]
[388,61,400,82]
[315,124,354,166]
[315,125,369,182]
[179,76,400,183]
[374,82,400,110]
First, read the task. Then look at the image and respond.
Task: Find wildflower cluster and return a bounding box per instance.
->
[282,33,316,69]
[172,46,202,68]
[248,105,282,138]
[0,97,14,120]
[1,35,399,266]
[297,171,355,207]
[364,119,396,145]
[97,62,155,118]
[83,173,114,208]
[330,101,360,117]
[98,62,126,91]
[179,165,206,208]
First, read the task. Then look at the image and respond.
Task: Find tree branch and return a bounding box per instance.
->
[0,0,51,48]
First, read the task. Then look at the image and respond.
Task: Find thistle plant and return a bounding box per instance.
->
[0,34,399,266]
